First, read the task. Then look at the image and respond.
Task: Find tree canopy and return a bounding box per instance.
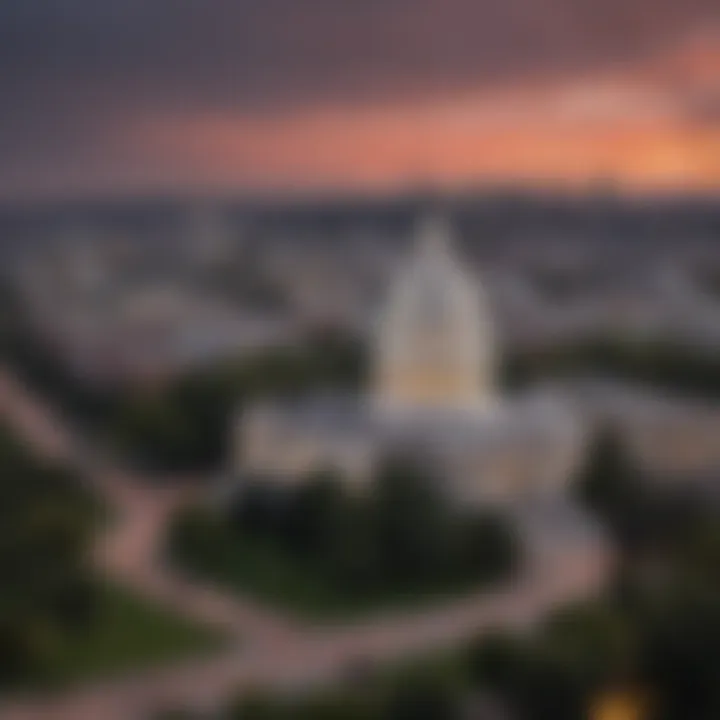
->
[169,460,519,615]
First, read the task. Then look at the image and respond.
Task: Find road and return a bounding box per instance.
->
[0,369,610,719]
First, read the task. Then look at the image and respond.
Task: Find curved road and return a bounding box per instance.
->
[0,369,610,720]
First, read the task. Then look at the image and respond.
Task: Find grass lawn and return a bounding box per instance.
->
[172,531,510,622]
[54,583,224,683]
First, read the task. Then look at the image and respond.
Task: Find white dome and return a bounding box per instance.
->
[373,215,495,414]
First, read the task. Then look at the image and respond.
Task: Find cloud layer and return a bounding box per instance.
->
[1,0,718,198]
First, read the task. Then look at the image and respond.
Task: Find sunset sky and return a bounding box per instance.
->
[1,0,718,201]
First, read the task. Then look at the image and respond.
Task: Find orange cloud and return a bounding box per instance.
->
[136,79,720,193]
[102,29,720,196]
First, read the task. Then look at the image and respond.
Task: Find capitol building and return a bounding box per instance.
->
[234,216,586,508]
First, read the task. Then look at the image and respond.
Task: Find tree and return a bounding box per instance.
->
[385,670,462,720]
[640,586,720,720]
[171,457,518,614]
[0,426,98,685]
[466,631,531,692]
[110,393,195,471]
[281,469,346,558]
[575,428,638,514]
[374,458,451,583]
[460,512,520,582]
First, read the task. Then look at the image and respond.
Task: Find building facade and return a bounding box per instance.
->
[236,216,584,507]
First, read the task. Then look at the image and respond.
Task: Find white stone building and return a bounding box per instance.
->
[235,215,720,511]
[235,216,585,508]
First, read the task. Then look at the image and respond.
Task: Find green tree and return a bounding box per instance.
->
[374,459,450,584]
[281,469,347,558]
[0,426,98,685]
[575,428,638,514]
[385,670,462,720]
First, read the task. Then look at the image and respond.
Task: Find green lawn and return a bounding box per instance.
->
[54,583,224,683]
[172,531,509,622]
[167,476,520,622]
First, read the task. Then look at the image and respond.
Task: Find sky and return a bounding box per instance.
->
[1,0,719,201]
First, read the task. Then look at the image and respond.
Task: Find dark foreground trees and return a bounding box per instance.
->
[227,670,464,720]
[0,425,219,690]
[168,462,520,615]
[0,426,98,686]
[207,433,720,720]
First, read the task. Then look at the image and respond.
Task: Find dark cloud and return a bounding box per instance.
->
[3,0,716,106]
[0,0,717,197]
